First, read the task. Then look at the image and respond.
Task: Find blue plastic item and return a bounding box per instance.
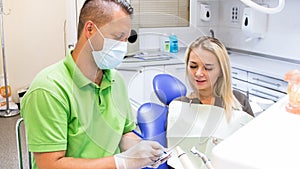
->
[169,35,178,53]
[153,74,187,105]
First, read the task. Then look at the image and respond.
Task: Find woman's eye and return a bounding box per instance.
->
[205,67,213,71]
[189,65,197,69]
[114,33,126,41]
[116,36,123,40]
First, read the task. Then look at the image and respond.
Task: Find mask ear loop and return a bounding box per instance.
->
[87,22,97,51]
[93,24,105,40]
[88,38,95,51]
[89,23,106,51]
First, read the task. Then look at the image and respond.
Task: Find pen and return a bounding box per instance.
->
[132,129,144,139]
[154,151,172,163]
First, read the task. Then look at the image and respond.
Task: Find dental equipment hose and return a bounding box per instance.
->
[190,146,214,169]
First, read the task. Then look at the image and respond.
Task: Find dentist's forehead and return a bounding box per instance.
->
[101,15,131,36]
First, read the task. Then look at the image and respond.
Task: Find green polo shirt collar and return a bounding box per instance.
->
[63,51,113,89]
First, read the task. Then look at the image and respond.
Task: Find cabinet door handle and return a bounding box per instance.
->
[250,89,280,100]
[232,72,238,75]
[252,78,281,88]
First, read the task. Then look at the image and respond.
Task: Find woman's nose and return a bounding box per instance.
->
[195,67,205,76]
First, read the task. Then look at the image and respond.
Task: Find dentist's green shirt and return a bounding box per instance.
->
[21,51,135,169]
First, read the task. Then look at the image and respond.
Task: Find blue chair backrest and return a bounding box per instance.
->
[153,74,187,105]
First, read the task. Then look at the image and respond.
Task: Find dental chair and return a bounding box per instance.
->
[16,118,32,169]
[152,74,187,106]
[137,74,187,169]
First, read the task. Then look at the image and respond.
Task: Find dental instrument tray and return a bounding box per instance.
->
[124,52,172,62]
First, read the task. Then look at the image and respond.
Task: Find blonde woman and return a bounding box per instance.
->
[167,36,255,168]
[179,36,254,119]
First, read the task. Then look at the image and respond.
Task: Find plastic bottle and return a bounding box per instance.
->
[169,34,178,53]
[160,34,170,52]
[284,70,300,114]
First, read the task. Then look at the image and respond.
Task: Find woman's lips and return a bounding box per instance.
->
[195,79,207,85]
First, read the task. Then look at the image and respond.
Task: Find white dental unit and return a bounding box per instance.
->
[212,95,300,169]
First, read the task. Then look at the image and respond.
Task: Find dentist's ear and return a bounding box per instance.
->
[85,21,94,38]
[87,21,93,32]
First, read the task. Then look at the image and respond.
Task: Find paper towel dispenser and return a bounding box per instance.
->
[200,4,211,22]
[239,0,285,14]
[242,7,268,39]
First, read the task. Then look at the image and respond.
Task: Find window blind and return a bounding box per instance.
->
[130,0,190,28]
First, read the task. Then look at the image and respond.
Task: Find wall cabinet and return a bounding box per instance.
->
[232,78,248,94]
[231,67,248,81]
[117,63,188,118]
[232,67,287,102]
[247,72,287,93]
[118,64,188,105]
[231,67,287,115]
[118,66,165,119]
[248,83,286,102]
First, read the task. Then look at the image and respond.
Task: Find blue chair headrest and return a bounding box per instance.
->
[137,103,169,169]
[153,74,187,105]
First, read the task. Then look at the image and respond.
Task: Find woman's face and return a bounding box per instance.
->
[187,48,221,93]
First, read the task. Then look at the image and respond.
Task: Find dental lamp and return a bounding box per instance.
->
[240,0,285,14]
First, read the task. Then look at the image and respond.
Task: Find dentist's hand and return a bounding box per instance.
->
[114,140,165,169]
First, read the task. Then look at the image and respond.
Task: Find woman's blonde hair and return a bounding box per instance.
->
[185,36,242,121]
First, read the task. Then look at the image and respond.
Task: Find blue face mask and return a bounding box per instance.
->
[88,26,127,69]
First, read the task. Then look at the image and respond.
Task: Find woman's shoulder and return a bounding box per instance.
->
[232,90,255,117]
[175,96,189,102]
[232,90,247,100]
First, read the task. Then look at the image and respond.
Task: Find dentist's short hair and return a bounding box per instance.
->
[77,0,133,39]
